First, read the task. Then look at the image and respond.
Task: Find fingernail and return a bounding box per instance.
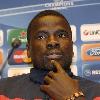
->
[51,60,55,63]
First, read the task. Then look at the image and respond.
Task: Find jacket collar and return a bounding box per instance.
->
[30,68,49,85]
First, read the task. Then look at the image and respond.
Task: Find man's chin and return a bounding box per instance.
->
[43,61,61,72]
[40,64,56,71]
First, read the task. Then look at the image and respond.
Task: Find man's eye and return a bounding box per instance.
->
[37,35,46,40]
[58,33,67,38]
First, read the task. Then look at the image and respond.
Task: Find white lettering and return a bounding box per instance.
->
[45,1,74,8]
[92,70,100,75]
[14,55,26,59]
[90,48,100,56]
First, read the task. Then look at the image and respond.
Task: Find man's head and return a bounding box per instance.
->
[27,10,73,71]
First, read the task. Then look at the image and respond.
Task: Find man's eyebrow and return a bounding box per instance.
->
[55,29,70,34]
[36,30,48,34]
[33,30,48,37]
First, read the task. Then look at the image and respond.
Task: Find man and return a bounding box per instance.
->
[0,10,100,100]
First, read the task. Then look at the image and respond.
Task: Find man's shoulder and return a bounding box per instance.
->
[0,73,29,81]
[0,74,44,99]
[78,76,100,86]
[0,74,30,89]
[74,76,100,99]
[78,77,100,93]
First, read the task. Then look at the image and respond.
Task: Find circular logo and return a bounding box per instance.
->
[84,69,91,76]
[83,30,89,35]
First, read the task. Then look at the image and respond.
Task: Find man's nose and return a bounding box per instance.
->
[46,36,60,49]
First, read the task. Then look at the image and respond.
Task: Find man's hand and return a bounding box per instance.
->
[40,60,80,100]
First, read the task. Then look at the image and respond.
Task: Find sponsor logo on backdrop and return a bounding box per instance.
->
[72,45,77,62]
[7,29,27,46]
[71,25,76,42]
[0,49,3,65]
[82,64,100,81]
[45,0,74,9]
[84,69,100,76]
[81,24,100,41]
[81,43,100,61]
[8,67,31,77]
[0,30,3,46]
[8,48,31,65]
[83,69,91,77]
[0,49,3,70]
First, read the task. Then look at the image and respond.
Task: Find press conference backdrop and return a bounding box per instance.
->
[0,0,100,83]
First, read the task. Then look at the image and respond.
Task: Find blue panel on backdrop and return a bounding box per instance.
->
[0,0,100,82]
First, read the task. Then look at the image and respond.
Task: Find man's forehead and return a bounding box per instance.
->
[39,15,61,20]
[33,15,68,27]
[35,15,65,23]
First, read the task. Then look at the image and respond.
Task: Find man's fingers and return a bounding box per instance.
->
[51,60,65,73]
[40,85,49,92]
[47,71,55,79]
[44,75,52,84]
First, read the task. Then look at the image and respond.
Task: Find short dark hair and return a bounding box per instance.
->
[27,10,71,43]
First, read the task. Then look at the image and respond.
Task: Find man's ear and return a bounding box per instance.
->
[26,43,31,58]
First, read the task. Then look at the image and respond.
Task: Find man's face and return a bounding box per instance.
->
[28,15,73,71]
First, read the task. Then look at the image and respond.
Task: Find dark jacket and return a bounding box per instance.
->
[0,68,100,100]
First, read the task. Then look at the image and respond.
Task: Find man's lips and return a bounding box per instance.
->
[45,54,63,59]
